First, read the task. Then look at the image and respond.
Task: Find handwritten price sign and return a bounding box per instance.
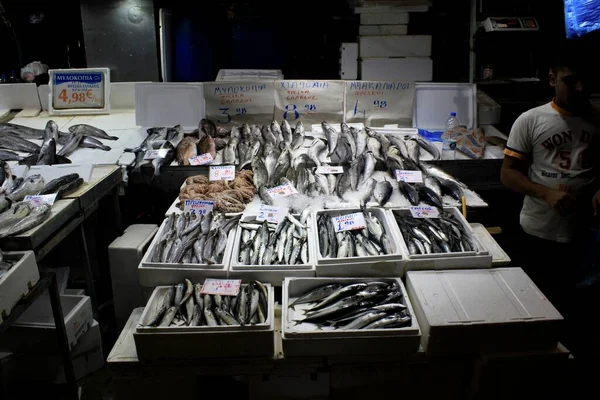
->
[267,183,298,198]
[332,212,367,233]
[209,165,235,181]
[189,153,214,166]
[395,170,423,183]
[184,200,214,215]
[409,206,440,219]
[52,71,106,109]
[201,279,242,296]
[345,81,414,126]
[257,204,289,224]
[315,166,344,174]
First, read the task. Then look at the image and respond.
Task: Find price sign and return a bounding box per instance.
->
[332,212,367,232]
[395,170,423,183]
[24,194,58,206]
[201,279,242,296]
[267,183,298,198]
[51,70,107,109]
[144,149,169,160]
[184,200,214,215]
[203,81,275,126]
[274,80,345,126]
[209,165,235,181]
[345,81,414,127]
[409,206,440,219]
[189,153,214,166]
[257,204,289,224]
[315,166,344,174]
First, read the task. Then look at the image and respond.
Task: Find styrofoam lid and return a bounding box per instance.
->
[413,83,477,130]
[135,83,205,129]
[407,268,562,327]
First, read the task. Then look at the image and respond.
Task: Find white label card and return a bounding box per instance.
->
[267,183,298,198]
[52,71,106,109]
[183,200,214,215]
[209,165,235,181]
[409,206,440,219]
[144,149,169,160]
[189,153,214,166]
[395,170,423,183]
[345,81,414,127]
[332,212,367,232]
[315,166,344,174]
[203,81,276,126]
[257,204,289,224]
[24,194,58,206]
[201,279,242,296]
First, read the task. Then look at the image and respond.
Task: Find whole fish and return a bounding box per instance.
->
[197,134,216,161]
[412,135,441,160]
[340,128,356,159]
[0,203,51,238]
[0,202,31,230]
[321,122,339,156]
[239,139,261,170]
[0,123,45,140]
[151,141,175,182]
[56,131,83,157]
[159,306,178,327]
[366,137,384,162]
[37,136,56,165]
[270,120,283,144]
[252,157,269,189]
[0,134,41,153]
[39,173,79,195]
[281,119,293,144]
[223,136,238,164]
[308,138,327,167]
[166,125,184,146]
[417,185,443,209]
[0,162,12,195]
[439,177,464,201]
[374,180,393,206]
[269,148,291,186]
[261,125,278,145]
[68,124,118,140]
[406,137,421,163]
[263,143,281,178]
[176,136,199,166]
[398,180,420,205]
[361,151,376,182]
[354,128,368,157]
[7,174,45,202]
[79,136,111,151]
[424,175,443,198]
[0,150,23,162]
[291,121,305,150]
[200,118,217,137]
[289,284,343,310]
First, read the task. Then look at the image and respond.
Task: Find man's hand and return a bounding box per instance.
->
[592,190,600,216]
[543,189,576,216]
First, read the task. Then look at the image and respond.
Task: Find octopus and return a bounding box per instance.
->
[178,170,256,213]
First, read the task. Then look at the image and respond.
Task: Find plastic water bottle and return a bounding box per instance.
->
[442,112,459,160]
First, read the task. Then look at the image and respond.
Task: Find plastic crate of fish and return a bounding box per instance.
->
[0,251,40,324]
[389,207,492,271]
[134,280,275,360]
[312,208,404,277]
[229,214,316,286]
[282,277,420,356]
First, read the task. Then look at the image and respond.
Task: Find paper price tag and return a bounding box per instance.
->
[256,204,289,224]
[183,200,214,215]
[201,279,242,296]
[409,206,440,219]
[332,212,367,232]
[315,166,344,174]
[24,194,58,206]
[144,149,169,160]
[395,170,423,183]
[189,153,214,166]
[267,183,298,198]
[209,165,235,181]
[52,71,106,109]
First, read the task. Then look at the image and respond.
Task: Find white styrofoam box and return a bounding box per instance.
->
[360,57,433,81]
[134,284,275,359]
[389,207,492,271]
[282,277,420,356]
[406,268,564,355]
[413,82,477,131]
[359,24,408,36]
[0,251,39,324]
[13,294,93,348]
[37,84,51,111]
[360,12,409,25]
[359,35,431,57]
[109,224,159,330]
[134,82,204,129]
[216,69,283,81]
[477,89,501,125]
[0,83,42,112]
[313,208,404,277]
[64,289,85,296]
[470,223,511,266]
[340,43,358,80]
[229,218,316,286]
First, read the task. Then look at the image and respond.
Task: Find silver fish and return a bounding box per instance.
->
[56,131,83,157]
[159,306,178,327]
[80,136,111,151]
[321,121,339,156]
[252,156,269,189]
[68,124,118,140]
[373,180,393,206]
[7,174,45,202]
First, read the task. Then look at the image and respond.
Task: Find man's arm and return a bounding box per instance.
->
[501,155,575,216]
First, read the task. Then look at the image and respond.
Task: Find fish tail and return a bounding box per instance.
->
[102,145,112,151]
[108,136,119,140]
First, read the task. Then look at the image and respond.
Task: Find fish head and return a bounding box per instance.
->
[44,120,58,140]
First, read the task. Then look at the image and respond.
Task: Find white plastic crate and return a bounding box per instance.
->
[216,69,283,81]
[359,35,431,57]
[360,57,433,81]
[389,207,492,271]
[406,268,563,355]
[282,277,420,356]
[134,284,275,359]
[313,208,404,277]
[0,251,39,324]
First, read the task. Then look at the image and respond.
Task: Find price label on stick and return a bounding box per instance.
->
[315,166,344,174]
[410,206,440,219]
[201,279,242,296]
[144,149,169,160]
[209,165,235,181]
[267,183,298,198]
[183,200,214,216]
[189,153,214,166]
[257,204,289,224]
[24,194,58,206]
[332,212,367,232]
[52,70,106,109]
[395,170,423,183]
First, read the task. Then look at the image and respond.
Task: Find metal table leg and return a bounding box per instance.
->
[79,223,99,319]
[48,271,79,400]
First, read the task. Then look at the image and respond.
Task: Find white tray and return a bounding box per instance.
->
[0,251,39,324]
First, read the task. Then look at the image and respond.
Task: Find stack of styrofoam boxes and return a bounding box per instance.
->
[356,1,432,81]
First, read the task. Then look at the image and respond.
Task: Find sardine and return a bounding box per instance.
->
[159,306,178,327]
